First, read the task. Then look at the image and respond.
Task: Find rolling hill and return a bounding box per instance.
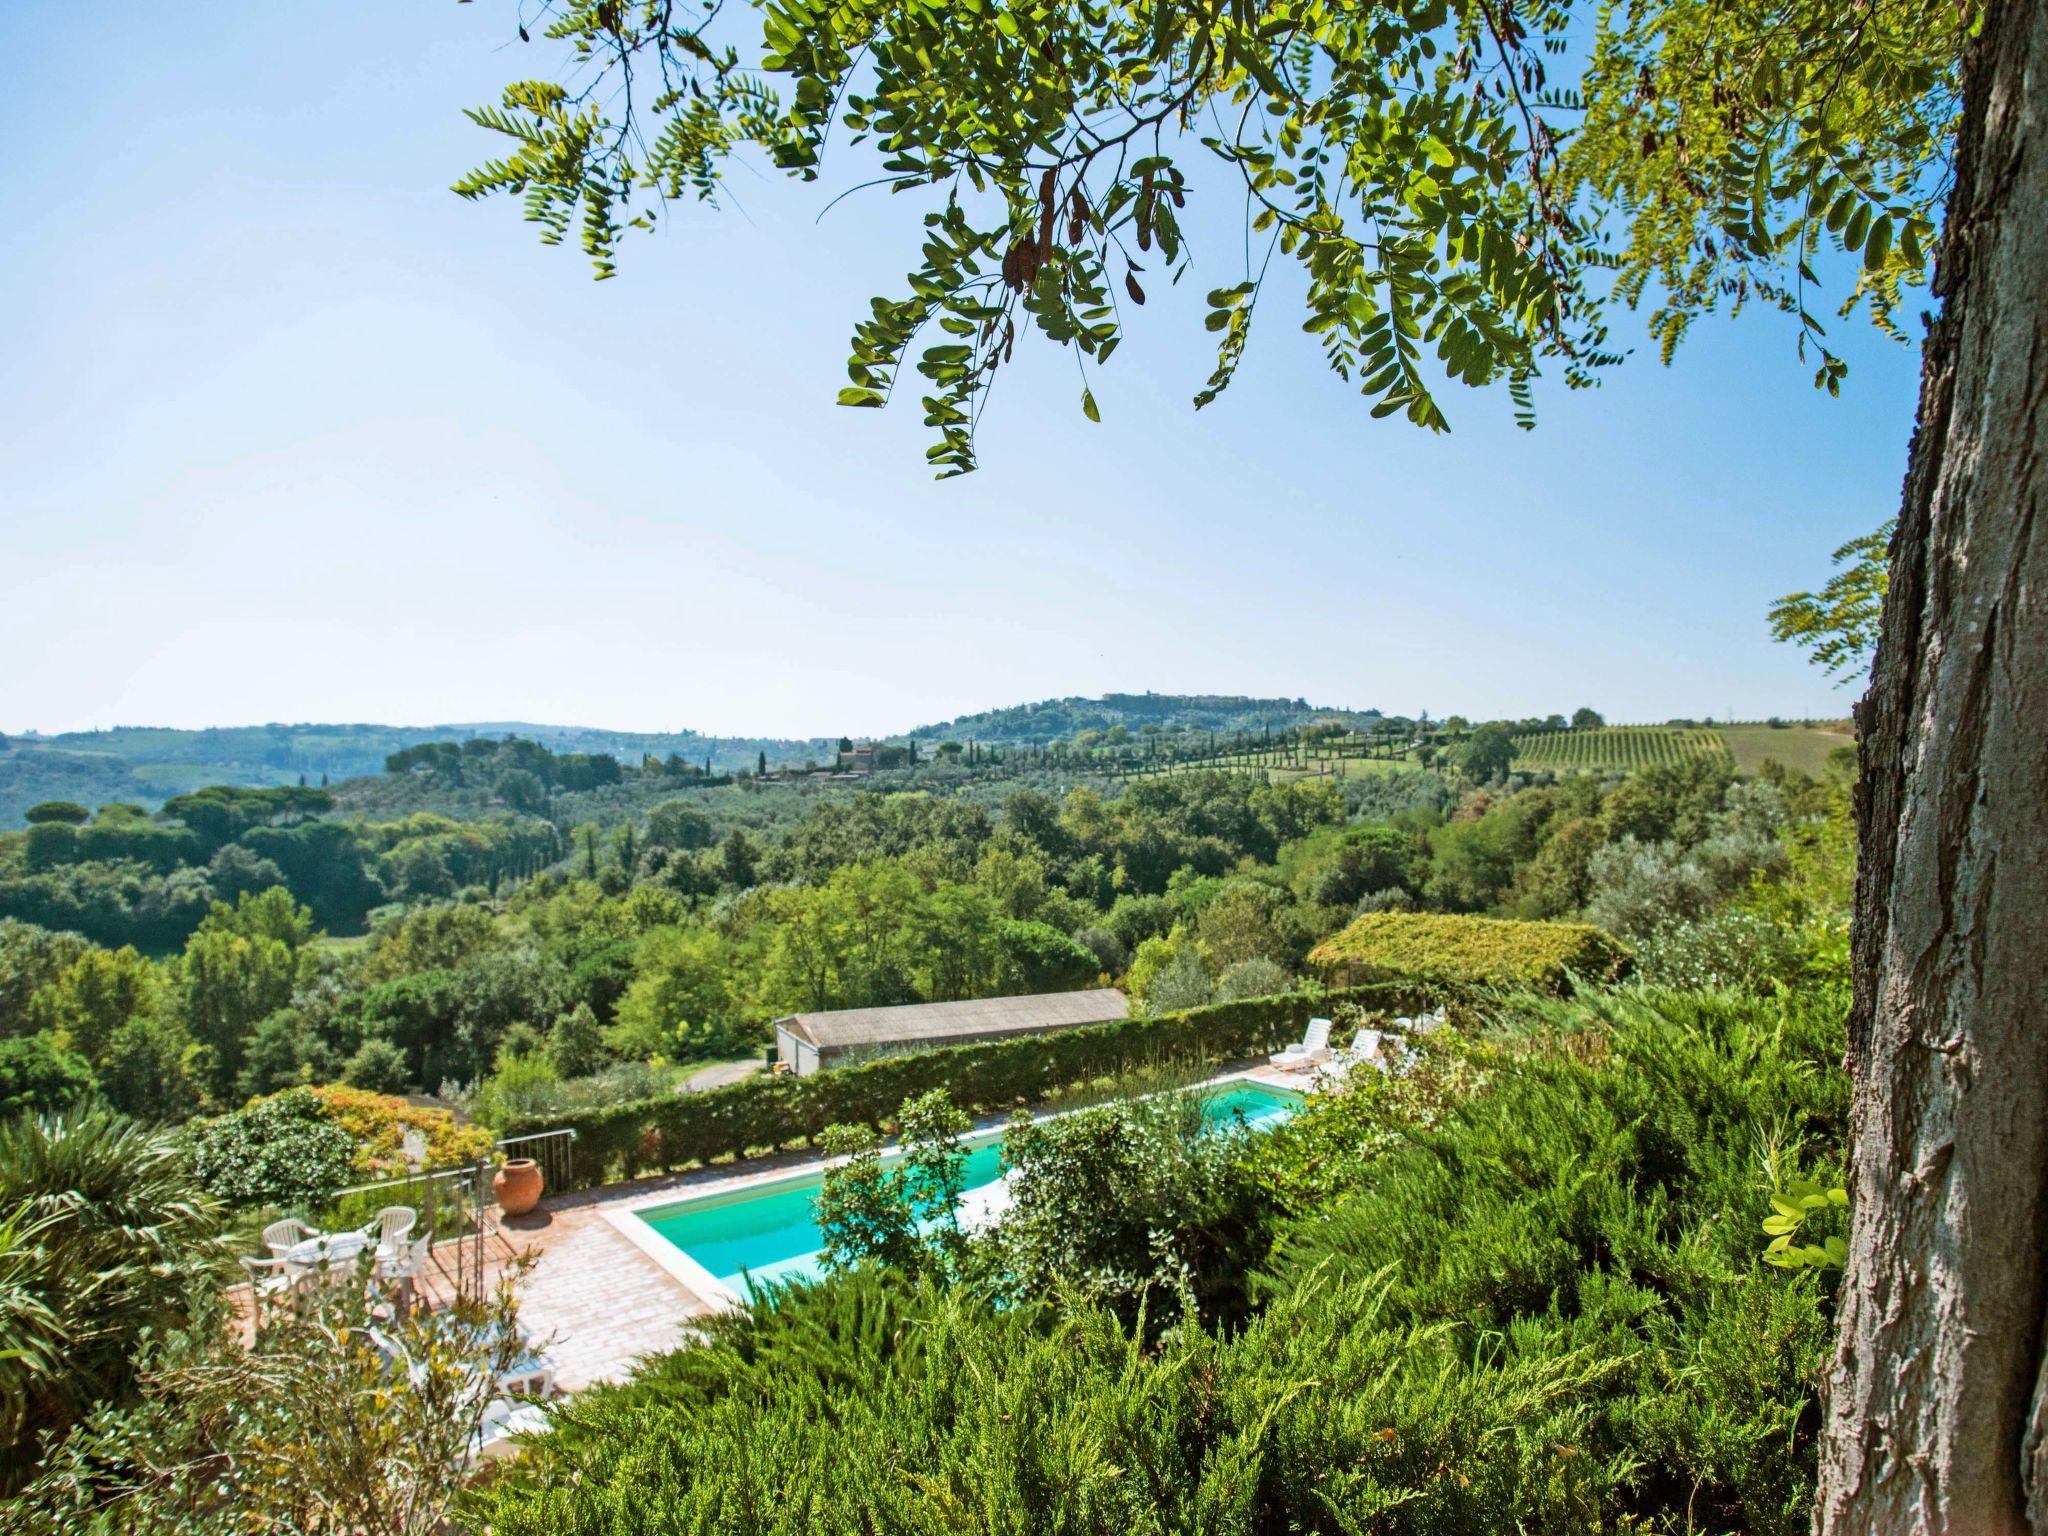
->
[0,723,831,827]
[0,701,1849,827]
[904,693,1383,745]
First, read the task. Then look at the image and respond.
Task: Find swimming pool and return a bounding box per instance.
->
[627,1081,1300,1300]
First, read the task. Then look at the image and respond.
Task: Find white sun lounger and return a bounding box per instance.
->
[1270,1016,1334,1071]
[1410,1007,1448,1035]
[1317,1027,1394,1084]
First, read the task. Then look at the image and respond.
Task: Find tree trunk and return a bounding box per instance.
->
[1821,3,2048,1533]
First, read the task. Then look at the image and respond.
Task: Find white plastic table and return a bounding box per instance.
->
[282,1230,374,1271]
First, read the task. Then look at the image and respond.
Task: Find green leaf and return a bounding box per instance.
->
[1900,219,1927,267]
[1843,200,1872,252]
[1081,388,1101,423]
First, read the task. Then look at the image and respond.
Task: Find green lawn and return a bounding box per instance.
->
[1718,720,1856,776]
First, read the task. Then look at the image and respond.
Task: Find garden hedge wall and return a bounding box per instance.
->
[1308,911,1630,993]
[504,982,1456,1189]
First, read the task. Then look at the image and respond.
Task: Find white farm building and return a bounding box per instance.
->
[772,989,1130,1076]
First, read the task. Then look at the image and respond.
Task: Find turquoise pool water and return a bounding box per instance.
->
[639,1082,1300,1297]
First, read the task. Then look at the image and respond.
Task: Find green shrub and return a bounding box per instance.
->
[506,983,1457,1188]
[1632,909,1808,991]
[817,1089,972,1278]
[987,1089,1270,1331]
[463,987,1846,1536]
[1252,1023,1499,1214]
[339,1037,410,1094]
[1309,910,1630,992]
[1255,987,1846,1536]
[187,1088,358,1210]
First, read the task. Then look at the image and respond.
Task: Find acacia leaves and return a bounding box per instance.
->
[456,0,1963,471]
[1561,0,1966,393]
[1761,1177,1848,1270]
[1769,519,1893,682]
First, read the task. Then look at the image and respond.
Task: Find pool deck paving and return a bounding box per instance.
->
[503,1195,717,1392]
[233,1063,1321,1397]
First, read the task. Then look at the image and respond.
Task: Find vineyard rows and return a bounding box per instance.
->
[1509,727,1732,773]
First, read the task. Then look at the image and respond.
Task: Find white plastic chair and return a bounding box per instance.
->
[373,1233,430,1279]
[374,1234,434,1313]
[498,1345,558,1399]
[240,1254,306,1325]
[263,1218,315,1254]
[365,1206,417,1256]
[240,1253,297,1300]
[1269,1017,1334,1071]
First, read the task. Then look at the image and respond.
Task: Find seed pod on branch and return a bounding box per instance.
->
[1003,238,1045,293]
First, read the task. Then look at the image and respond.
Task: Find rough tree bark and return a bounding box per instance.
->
[1820,3,2048,1533]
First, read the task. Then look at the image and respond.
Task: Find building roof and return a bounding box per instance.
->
[775,989,1129,1050]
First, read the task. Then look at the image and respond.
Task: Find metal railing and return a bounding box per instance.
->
[495,1127,578,1194]
[313,1161,497,1302]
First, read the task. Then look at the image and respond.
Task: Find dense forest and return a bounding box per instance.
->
[0,721,835,826]
[0,709,1850,1141]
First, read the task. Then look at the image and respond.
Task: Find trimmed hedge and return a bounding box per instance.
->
[506,983,1456,1189]
[1309,911,1629,993]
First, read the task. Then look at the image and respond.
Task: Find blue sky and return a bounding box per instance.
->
[2,0,1920,738]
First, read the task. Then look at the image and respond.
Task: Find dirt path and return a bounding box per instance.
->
[680,1058,766,1093]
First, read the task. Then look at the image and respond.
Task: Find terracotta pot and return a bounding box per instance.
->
[494,1157,544,1217]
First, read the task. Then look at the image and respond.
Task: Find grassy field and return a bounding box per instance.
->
[1718,720,1855,776]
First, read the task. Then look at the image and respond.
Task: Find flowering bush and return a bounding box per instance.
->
[309,1085,493,1178]
[189,1085,492,1208]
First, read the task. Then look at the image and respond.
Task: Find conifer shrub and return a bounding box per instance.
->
[1308,910,1630,992]
[463,987,1844,1536]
